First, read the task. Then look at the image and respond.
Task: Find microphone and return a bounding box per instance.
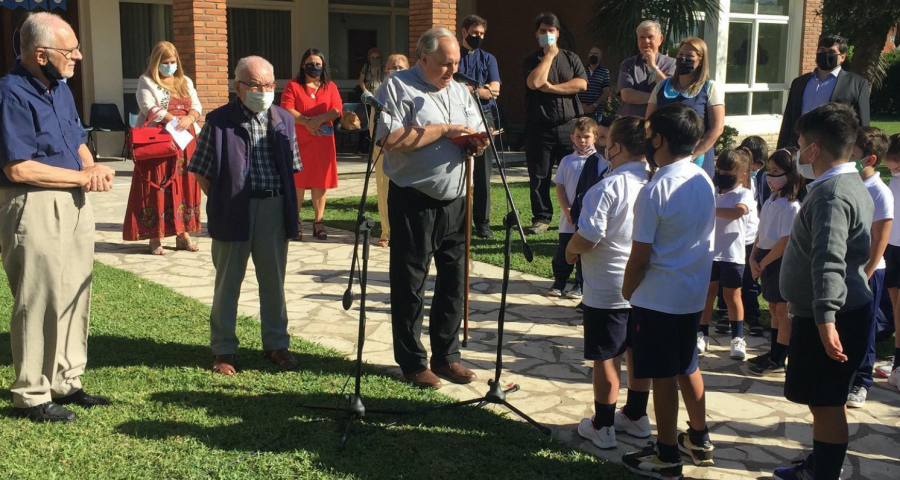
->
[453,71,482,88]
[361,91,391,114]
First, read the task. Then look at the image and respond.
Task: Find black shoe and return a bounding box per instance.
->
[13,402,77,423]
[748,359,785,377]
[748,352,771,366]
[746,318,765,337]
[475,225,494,239]
[575,302,584,314]
[714,317,730,334]
[55,390,111,408]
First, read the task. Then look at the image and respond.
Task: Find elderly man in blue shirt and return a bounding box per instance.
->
[0,12,116,423]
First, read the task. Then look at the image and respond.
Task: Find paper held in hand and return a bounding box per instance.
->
[165,119,194,151]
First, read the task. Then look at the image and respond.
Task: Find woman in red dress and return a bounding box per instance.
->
[281,48,343,240]
[124,41,202,254]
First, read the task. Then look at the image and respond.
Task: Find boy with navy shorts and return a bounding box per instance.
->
[846,127,894,409]
[775,103,873,480]
[566,116,652,450]
[621,104,716,479]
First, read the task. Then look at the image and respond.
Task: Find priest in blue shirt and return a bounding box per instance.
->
[0,12,116,423]
[458,14,501,239]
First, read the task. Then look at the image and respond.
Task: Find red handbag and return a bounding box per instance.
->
[130,107,178,162]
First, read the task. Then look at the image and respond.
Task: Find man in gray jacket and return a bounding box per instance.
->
[776,102,873,480]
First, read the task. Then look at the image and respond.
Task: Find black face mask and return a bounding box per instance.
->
[40,58,64,82]
[816,52,839,71]
[305,64,323,78]
[676,57,697,75]
[714,173,738,190]
[466,35,483,50]
[589,54,600,65]
[645,136,660,169]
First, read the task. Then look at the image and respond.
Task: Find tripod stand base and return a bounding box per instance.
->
[299,395,408,450]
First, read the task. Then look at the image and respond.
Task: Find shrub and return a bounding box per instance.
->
[715,124,740,154]
[870,50,900,116]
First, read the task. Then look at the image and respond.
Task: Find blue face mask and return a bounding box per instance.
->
[749,170,758,179]
[539,33,557,48]
[158,63,178,77]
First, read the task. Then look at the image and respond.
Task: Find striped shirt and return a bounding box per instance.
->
[189,102,301,192]
[579,66,610,106]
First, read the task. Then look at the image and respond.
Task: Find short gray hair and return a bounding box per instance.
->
[636,20,662,36]
[20,12,64,55]
[234,55,275,82]
[416,28,455,58]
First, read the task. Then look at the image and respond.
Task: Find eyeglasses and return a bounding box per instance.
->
[40,44,81,60]
[238,80,277,92]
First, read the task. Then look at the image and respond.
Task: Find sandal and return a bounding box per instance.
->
[212,354,236,376]
[291,221,303,242]
[149,239,166,256]
[313,221,327,240]
[175,237,199,252]
[263,348,299,371]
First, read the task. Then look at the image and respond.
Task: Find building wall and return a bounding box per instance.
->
[800,0,823,75]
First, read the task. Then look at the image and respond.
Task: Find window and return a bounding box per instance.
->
[723,0,792,117]
[227,7,293,80]
[120,2,173,79]
[328,1,409,84]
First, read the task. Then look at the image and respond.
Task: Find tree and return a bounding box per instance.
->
[821,1,900,90]
[588,0,720,57]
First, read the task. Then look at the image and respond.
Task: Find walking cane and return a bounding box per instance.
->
[463,154,474,347]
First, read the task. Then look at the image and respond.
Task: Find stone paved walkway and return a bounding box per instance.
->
[91,159,900,480]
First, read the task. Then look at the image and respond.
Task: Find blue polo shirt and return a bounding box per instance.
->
[0,64,86,187]
[458,47,501,110]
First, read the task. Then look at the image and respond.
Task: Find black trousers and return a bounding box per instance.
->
[472,109,496,229]
[551,232,583,289]
[388,182,466,374]
[524,120,575,224]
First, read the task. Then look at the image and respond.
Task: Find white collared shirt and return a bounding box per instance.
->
[714,186,755,264]
[630,157,716,314]
[578,161,650,309]
[808,162,859,189]
[864,174,894,270]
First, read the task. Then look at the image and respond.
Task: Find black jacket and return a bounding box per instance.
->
[777,69,870,149]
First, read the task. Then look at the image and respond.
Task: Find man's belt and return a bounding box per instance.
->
[249,189,282,199]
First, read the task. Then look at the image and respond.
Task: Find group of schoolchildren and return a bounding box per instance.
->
[544,101,899,480]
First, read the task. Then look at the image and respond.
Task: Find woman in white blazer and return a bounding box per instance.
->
[123,41,203,255]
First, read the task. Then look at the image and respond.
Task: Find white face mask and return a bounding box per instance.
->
[794,144,817,180]
[893,170,900,178]
[243,91,274,113]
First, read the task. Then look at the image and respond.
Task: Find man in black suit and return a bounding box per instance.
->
[777,35,870,149]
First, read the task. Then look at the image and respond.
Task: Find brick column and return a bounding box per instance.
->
[173,0,230,121]
[800,0,823,74]
[409,0,457,59]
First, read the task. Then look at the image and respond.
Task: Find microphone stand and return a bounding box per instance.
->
[297,101,405,449]
[412,81,548,436]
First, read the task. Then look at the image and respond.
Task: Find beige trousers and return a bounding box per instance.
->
[374,146,390,242]
[209,197,290,355]
[0,187,94,408]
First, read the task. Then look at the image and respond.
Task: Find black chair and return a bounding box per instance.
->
[87,103,128,158]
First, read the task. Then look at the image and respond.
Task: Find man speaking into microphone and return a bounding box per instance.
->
[375,27,488,390]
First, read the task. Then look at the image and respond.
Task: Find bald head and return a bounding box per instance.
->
[20,12,81,82]
[235,56,275,84]
[20,12,71,55]
[418,29,460,89]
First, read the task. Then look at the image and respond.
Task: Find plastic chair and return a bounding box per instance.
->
[87,103,128,157]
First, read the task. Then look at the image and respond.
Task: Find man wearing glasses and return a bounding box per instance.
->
[188,56,303,376]
[0,12,116,423]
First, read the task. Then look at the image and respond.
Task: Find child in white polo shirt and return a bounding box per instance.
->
[879,134,900,391]
[621,104,716,478]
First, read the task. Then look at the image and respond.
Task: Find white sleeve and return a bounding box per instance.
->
[874,187,894,222]
[554,159,570,185]
[779,201,801,238]
[578,182,613,244]
[186,77,202,116]
[737,189,755,213]
[707,80,725,106]
[648,82,661,105]
[632,187,660,244]
[374,79,409,142]
[136,76,166,124]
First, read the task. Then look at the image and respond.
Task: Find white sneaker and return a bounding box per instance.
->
[697,332,710,356]
[578,416,617,449]
[730,337,747,361]
[875,364,893,379]
[615,409,652,438]
[889,368,900,393]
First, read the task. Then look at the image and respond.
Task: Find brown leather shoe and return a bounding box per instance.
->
[212,354,236,376]
[402,369,443,390]
[432,363,476,384]
[263,348,299,371]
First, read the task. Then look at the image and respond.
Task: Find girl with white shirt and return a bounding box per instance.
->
[699,149,755,361]
[748,149,805,376]
[565,116,652,450]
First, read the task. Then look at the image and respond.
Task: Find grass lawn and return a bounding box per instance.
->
[872,116,900,136]
[0,263,633,479]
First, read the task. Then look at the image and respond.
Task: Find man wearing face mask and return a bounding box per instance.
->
[523,12,589,235]
[777,34,870,149]
[579,46,611,123]
[0,12,116,423]
[458,14,501,239]
[375,28,488,390]
[188,56,303,376]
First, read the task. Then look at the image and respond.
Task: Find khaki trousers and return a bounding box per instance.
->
[0,187,94,408]
[374,146,391,243]
[210,197,290,355]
